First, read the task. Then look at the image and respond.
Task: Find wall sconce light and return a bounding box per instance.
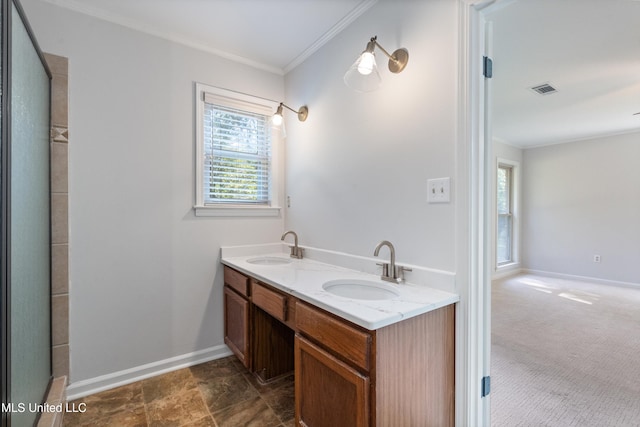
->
[272,102,309,126]
[344,36,409,92]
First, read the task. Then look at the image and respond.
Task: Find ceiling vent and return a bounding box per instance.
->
[530,83,558,95]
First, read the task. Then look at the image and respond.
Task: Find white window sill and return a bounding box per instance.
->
[194,205,281,217]
[496,261,519,271]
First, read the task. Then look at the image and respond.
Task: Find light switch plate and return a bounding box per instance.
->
[427,177,450,203]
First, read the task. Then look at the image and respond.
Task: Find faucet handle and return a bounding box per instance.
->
[396,265,412,282]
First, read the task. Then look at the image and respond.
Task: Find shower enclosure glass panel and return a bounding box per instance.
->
[8,2,52,425]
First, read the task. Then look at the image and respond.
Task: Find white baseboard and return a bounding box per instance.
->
[492,265,523,280]
[66,345,233,401]
[522,269,640,290]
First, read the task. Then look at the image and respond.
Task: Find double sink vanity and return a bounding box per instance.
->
[221,236,459,427]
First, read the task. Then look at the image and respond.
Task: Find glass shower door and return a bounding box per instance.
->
[3,1,52,425]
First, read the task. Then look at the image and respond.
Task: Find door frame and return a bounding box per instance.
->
[457,0,508,425]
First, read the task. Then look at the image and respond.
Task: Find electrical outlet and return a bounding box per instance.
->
[427,177,451,203]
[593,255,601,263]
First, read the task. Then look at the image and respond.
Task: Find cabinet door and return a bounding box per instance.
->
[295,334,369,427]
[224,286,250,369]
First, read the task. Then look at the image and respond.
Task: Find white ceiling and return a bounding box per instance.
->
[41,0,640,148]
[488,0,640,147]
[41,0,377,74]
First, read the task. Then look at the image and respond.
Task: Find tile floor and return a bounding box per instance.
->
[63,356,295,427]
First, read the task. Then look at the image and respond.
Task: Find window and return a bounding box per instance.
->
[204,102,270,204]
[195,84,280,217]
[497,163,514,265]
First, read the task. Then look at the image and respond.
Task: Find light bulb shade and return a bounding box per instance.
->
[344,36,409,92]
[344,53,382,92]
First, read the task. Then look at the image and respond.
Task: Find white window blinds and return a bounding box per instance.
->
[202,94,272,205]
[497,164,513,265]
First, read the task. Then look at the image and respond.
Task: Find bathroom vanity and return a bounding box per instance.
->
[222,247,458,427]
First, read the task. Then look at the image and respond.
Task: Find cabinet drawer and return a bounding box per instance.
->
[295,301,371,372]
[252,281,287,322]
[224,266,249,297]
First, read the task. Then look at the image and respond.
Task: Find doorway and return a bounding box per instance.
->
[483,0,640,425]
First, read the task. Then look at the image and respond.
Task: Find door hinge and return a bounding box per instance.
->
[483,56,493,78]
[481,376,491,397]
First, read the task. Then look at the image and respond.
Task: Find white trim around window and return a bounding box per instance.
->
[194,83,282,217]
[495,157,520,271]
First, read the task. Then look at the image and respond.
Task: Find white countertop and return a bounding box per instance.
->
[221,250,459,330]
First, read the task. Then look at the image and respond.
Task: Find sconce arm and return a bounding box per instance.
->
[372,39,395,62]
[279,102,308,122]
[369,35,409,74]
[281,103,300,114]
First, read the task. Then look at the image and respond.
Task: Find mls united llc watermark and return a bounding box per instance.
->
[2,402,86,414]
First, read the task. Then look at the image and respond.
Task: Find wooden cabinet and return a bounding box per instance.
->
[294,300,455,427]
[373,304,456,427]
[295,334,369,427]
[222,265,455,426]
[223,285,250,369]
[223,267,294,381]
[223,266,251,369]
[295,301,372,426]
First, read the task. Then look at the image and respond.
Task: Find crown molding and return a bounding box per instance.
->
[41,0,284,74]
[41,0,378,76]
[283,0,378,74]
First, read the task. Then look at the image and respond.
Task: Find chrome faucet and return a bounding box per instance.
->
[374,240,411,283]
[281,230,304,259]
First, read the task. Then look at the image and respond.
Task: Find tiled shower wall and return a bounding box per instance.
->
[45,53,69,379]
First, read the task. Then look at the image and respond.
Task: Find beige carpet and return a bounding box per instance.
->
[491,274,640,427]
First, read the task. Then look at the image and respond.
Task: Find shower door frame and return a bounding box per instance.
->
[1,1,11,424]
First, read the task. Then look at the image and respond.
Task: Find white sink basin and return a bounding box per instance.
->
[246,256,292,265]
[322,279,400,300]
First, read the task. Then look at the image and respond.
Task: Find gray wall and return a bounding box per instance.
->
[283,0,458,270]
[21,0,285,390]
[521,132,640,284]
